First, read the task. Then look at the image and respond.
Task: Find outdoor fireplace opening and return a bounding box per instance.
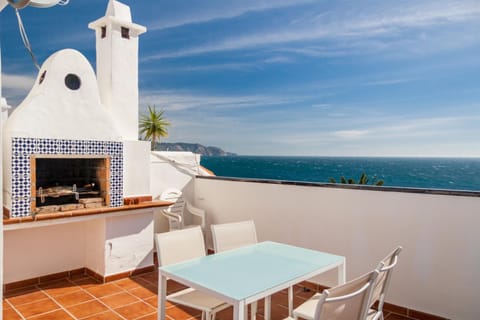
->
[31,155,110,214]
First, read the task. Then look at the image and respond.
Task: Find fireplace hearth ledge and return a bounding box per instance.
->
[3,200,172,230]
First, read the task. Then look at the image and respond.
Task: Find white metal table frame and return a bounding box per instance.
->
[158,241,346,320]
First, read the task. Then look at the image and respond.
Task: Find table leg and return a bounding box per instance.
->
[338,260,346,284]
[288,286,294,317]
[234,301,245,320]
[264,296,271,320]
[158,273,167,320]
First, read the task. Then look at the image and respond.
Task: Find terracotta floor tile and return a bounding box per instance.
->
[7,289,50,306]
[2,269,431,320]
[39,280,80,297]
[114,301,156,319]
[85,283,122,298]
[293,284,319,300]
[53,290,95,307]
[215,306,234,320]
[15,298,61,318]
[71,277,101,289]
[5,286,40,298]
[65,300,109,319]
[3,300,12,310]
[165,304,202,320]
[264,304,289,320]
[131,277,156,288]
[100,291,140,309]
[28,309,75,319]
[136,312,158,320]
[82,310,125,320]
[112,277,143,291]
[128,285,156,300]
[3,307,23,320]
[166,280,189,295]
[144,296,158,308]
[385,313,416,320]
[135,272,158,285]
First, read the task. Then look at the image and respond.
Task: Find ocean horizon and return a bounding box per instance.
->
[201,156,480,192]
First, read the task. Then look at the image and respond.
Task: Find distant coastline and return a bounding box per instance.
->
[156,142,236,156]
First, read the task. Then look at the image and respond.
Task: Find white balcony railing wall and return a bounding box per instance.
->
[194,177,480,320]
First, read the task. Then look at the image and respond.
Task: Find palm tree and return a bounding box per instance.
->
[139,105,170,150]
[329,172,384,186]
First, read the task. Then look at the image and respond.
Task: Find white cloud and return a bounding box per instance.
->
[2,73,35,91]
[150,0,316,30]
[144,0,480,61]
[333,130,370,139]
[1,73,35,107]
[139,90,303,111]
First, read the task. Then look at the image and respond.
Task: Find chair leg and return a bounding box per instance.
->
[288,286,294,317]
[201,311,206,320]
[251,301,258,320]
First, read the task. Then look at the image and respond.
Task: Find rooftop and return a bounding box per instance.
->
[3,269,419,320]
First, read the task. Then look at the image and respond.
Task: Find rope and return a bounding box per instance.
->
[15,8,40,70]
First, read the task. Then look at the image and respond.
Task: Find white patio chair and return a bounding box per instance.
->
[366,246,402,320]
[211,220,293,320]
[155,226,229,320]
[160,188,206,231]
[211,220,258,253]
[288,270,379,320]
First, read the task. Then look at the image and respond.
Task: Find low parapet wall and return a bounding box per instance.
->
[195,176,480,320]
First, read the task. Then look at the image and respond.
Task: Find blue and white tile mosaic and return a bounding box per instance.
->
[11,137,123,218]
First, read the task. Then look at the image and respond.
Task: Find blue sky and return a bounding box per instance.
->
[1,0,480,156]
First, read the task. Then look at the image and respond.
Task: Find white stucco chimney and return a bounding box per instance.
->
[88,0,146,141]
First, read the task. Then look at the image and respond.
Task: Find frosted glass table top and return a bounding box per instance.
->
[160,241,345,300]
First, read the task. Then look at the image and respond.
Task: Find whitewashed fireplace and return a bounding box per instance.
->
[3,0,156,284]
[3,48,125,218]
[3,0,147,218]
[10,137,123,217]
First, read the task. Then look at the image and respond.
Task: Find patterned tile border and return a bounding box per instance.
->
[10,137,123,217]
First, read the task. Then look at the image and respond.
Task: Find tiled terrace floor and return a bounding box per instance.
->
[3,271,416,320]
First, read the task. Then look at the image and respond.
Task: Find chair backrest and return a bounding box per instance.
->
[160,188,186,230]
[155,226,206,266]
[314,270,379,320]
[211,220,258,253]
[370,246,402,310]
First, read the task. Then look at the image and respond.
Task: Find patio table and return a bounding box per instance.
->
[158,241,346,320]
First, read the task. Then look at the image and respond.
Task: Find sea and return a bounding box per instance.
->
[200,156,480,192]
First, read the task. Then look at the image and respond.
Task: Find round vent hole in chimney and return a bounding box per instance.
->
[65,73,81,90]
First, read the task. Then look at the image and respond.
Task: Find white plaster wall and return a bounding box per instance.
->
[123,140,150,197]
[104,210,154,276]
[4,209,156,283]
[150,152,198,233]
[195,178,480,320]
[4,222,86,283]
[85,219,106,276]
